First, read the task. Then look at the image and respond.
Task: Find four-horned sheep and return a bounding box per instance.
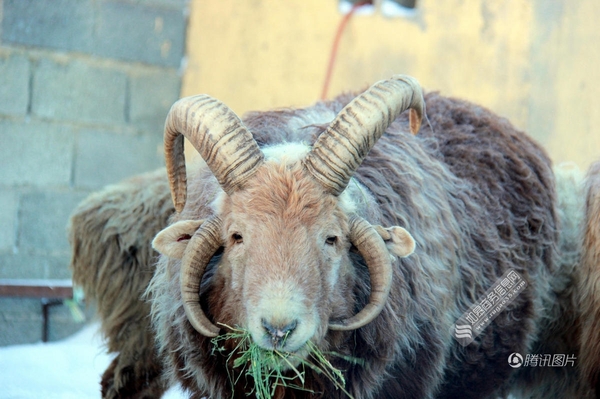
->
[68,75,600,399]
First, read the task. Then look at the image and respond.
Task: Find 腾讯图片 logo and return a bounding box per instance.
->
[508,353,524,368]
[507,353,576,368]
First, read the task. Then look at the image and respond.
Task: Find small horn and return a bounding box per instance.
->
[329,216,393,330]
[304,75,424,196]
[180,216,223,337]
[164,95,264,212]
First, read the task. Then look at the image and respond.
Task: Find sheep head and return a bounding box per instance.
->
[153,75,423,356]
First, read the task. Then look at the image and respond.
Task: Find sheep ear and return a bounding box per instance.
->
[373,225,416,258]
[152,219,205,259]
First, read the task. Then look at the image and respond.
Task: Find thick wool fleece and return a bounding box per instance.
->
[70,92,599,399]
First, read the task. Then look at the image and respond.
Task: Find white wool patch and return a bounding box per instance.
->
[261,142,312,165]
[210,189,227,214]
[340,178,376,215]
[338,181,360,214]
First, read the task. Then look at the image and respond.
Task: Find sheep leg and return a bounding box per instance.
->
[99,306,167,398]
[101,344,167,399]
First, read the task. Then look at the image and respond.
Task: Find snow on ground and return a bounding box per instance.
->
[0,323,188,399]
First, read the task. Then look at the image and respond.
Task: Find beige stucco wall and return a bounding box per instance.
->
[182,0,599,169]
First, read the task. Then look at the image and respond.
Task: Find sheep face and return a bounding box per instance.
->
[217,160,352,353]
[154,153,358,355]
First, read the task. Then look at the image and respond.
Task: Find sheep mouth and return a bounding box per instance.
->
[211,325,361,397]
[211,326,310,370]
[251,345,310,371]
[256,334,308,357]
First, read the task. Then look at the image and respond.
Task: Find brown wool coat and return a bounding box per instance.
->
[70,92,600,399]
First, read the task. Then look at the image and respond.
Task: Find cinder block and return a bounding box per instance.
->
[45,254,74,280]
[0,53,30,116]
[0,120,75,187]
[0,254,46,280]
[0,318,43,346]
[94,1,186,67]
[0,298,91,345]
[0,253,71,280]
[0,298,41,318]
[0,191,19,253]
[2,0,94,53]
[0,298,43,346]
[129,69,181,133]
[32,59,127,125]
[18,191,88,254]
[74,129,163,189]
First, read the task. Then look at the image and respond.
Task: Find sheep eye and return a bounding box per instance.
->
[325,236,337,246]
[232,233,243,244]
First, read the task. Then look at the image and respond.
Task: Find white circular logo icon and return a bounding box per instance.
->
[508,353,523,368]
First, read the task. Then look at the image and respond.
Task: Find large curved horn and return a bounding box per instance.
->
[180,216,223,337]
[164,95,264,212]
[303,75,424,196]
[329,216,394,330]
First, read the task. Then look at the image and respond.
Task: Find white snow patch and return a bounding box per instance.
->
[0,323,189,399]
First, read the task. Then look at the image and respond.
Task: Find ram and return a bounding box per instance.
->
[69,75,600,398]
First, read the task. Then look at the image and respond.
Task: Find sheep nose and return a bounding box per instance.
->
[261,319,297,348]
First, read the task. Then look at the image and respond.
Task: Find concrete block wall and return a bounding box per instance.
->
[0,0,188,346]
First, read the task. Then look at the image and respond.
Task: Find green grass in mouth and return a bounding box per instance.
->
[211,324,363,399]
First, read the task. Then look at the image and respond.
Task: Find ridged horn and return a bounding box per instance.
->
[329,216,394,330]
[164,95,264,212]
[304,75,424,196]
[180,216,223,337]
